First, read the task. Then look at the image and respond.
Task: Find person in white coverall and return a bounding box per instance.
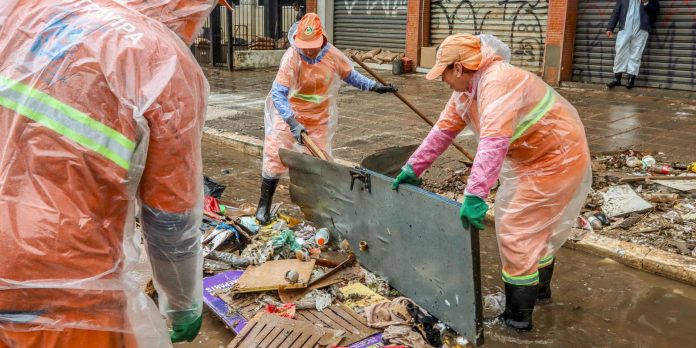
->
[606,0,660,89]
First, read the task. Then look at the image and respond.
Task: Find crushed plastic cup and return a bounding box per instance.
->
[625,156,643,168]
[641,155,656,168]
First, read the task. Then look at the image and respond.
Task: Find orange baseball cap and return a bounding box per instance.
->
[426,34,483,80]
[294,13,325,49]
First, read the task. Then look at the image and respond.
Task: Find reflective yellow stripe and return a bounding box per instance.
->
[538,255,554,268]
[0,76,133,169]
[502,270,539,286]
[511,86,555,142]
[0,76,134,151]
[291,92,325,104]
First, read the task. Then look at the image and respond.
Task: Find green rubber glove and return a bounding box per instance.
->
[460,195,488,230]
[392,164,422,190]
[170,315,203,343]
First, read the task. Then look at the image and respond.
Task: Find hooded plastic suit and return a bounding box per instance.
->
[0,0,216,346]
[263,22,376,179]
[407,35,592,285]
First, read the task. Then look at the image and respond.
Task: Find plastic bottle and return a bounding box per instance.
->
[315,228,330,247]
[644,193,678,203]
[584,212,602,229]
[649,164,673,175]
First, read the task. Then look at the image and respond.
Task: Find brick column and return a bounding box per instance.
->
[543,0,578,85]
[306,0,317,14]
[405,0,430,66]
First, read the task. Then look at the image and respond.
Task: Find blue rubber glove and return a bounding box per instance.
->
[370,83,398,94]
[460,195,488,230]
[285,116,307,144]
[170,315,202,343]
[392,164,422,190]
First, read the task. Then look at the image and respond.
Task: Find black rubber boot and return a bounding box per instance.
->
[255,177,279,225]
[606,73,622,88]
[626,74,636,89]
[499,282,538,331]
[537,260,555,302]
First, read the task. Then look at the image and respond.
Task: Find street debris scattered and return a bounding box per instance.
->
[227,312,345,348]
[192,177,473,347]
[422,151,696,257]
[483,292,505,317]
[193,151,695,347]
[601,185,653,218]
[582,151,696,256]
[343,48,405,65]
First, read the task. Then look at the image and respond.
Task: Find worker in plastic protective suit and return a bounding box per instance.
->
[605,0,660,89]
[392,34,592,331]
[0,0,217,346]
[256,13,398,224]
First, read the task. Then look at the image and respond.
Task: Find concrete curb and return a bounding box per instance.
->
[203,127,696,287]
[203,128,263,158]
[203,127,357,168]
[567,233,696,286]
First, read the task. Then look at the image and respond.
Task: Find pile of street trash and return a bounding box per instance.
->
[248,36,288,50]
[422,150,696,257]
[196,177,470,348]
[343,48,405,65]
[579,150,696,256]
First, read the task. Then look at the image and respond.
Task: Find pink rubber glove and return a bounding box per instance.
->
[407,127,459,177]
[465,136,510,199]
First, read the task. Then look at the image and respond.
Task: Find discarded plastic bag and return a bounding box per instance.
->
[271,229,304,252]
[204,176,226,199]
[204,195,222,214]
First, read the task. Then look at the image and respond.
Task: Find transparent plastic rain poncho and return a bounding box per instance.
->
[407,35,592,280]
[0,0,215,346]
[263,25,376,179]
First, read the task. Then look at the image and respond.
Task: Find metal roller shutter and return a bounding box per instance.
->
[572,1,696,91]
[333,0,408,51]
[430,0,549,74]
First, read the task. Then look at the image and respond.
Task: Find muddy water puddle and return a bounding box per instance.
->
[191,139,696,348]
[479,229,696,347]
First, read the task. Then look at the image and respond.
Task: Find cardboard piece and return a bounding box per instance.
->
[295,304,379,346]
[339,283,389,312]
[233,259,316,293]
[420,46,437,68]
[313,250,351,268]
[653,180,696,192]
[203,270,248,333]
[227,312,344,348]
[279,255,360,303]
[602,185,654,218]
[279,264,362,303]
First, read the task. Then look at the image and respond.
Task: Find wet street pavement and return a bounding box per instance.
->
[203,67,696,174]
[187,139,696,348]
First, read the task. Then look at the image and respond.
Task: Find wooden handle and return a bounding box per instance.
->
[351,55,475,163]
[301,133,329,161]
